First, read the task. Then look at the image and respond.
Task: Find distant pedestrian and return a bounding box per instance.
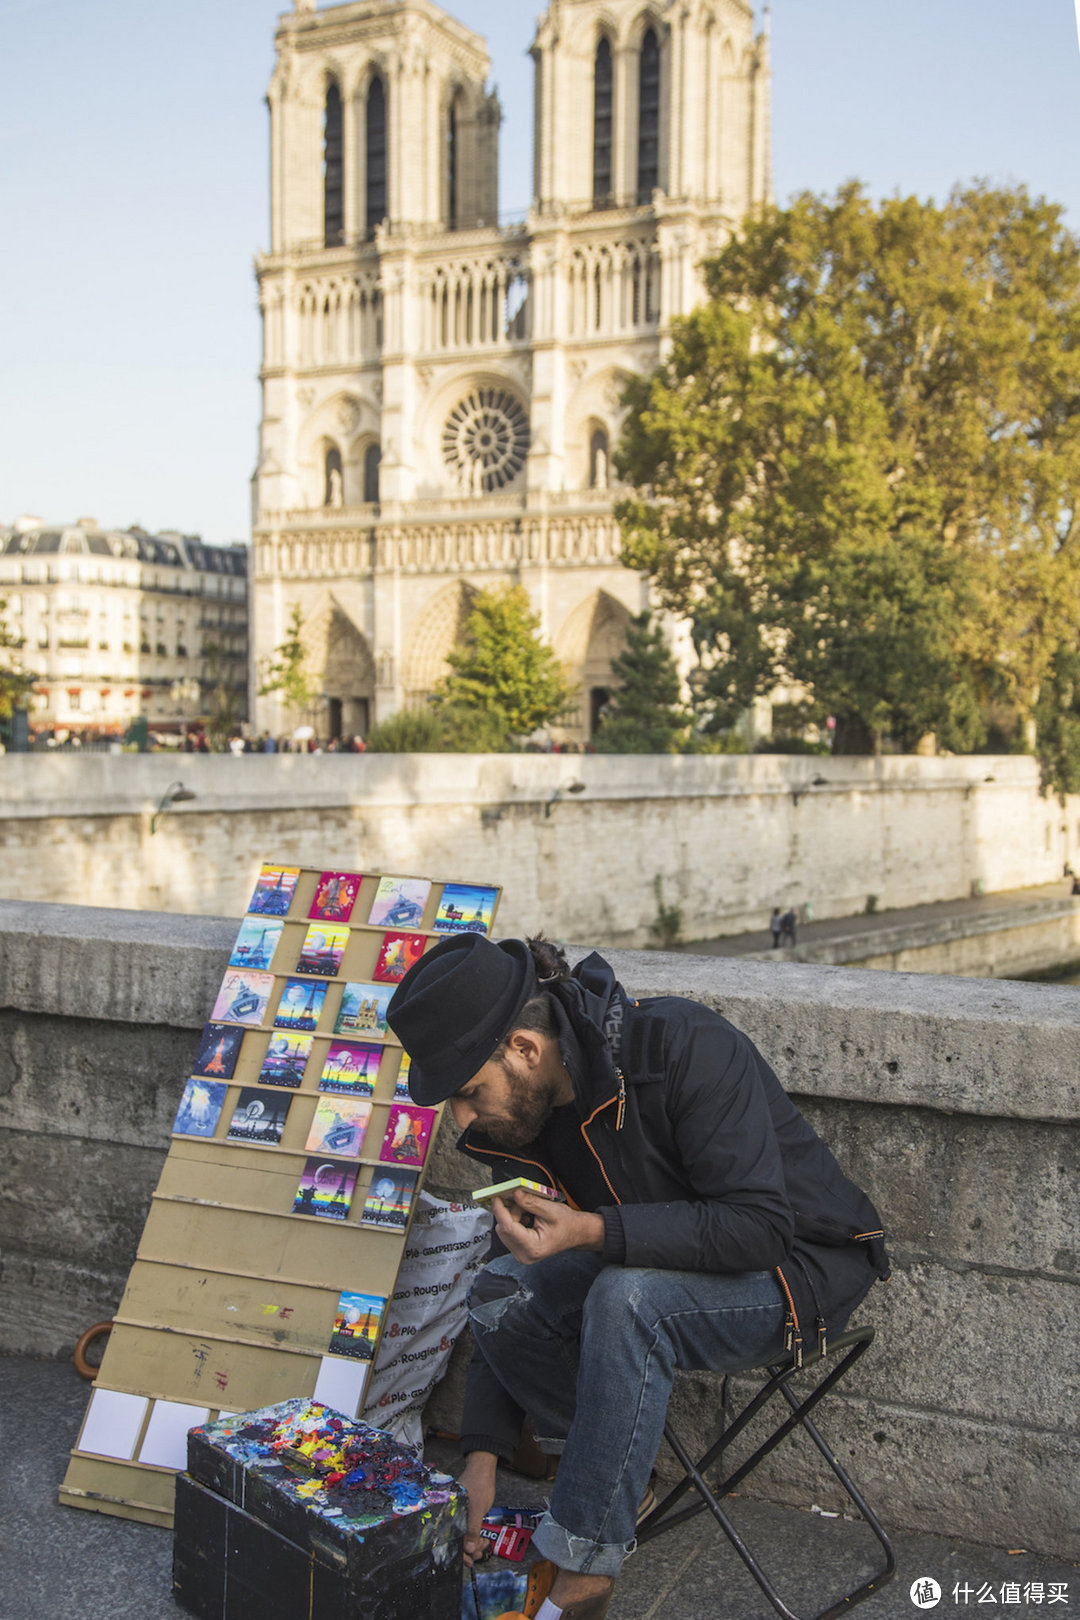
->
[770,907,782,949]
[780,907,798,948]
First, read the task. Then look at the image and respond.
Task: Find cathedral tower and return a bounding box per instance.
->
[252,0,771,742]
[531,0,771,218]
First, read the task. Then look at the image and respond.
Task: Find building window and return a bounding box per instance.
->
[590,428,610,490]
[593,38,613,206]
[447,97,459,229]
[637,28,660,203]
[366,76,388,236]
[324,82,344,248]
[364,444,382,505]
[325,444,344,507]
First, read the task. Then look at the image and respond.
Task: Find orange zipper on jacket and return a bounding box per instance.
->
[579,1098,622,1205]
[773,1265,803,1367]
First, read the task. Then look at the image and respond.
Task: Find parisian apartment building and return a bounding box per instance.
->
[0,517,249,736]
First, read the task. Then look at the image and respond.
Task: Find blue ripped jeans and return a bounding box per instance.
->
[467,1251,787,1577]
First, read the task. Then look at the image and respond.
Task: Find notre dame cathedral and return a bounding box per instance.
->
[251,0,772,741]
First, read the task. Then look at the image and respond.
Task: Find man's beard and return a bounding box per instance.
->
[482,1060,560,1150]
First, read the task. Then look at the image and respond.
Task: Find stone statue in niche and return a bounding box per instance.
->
[328,467,344,508]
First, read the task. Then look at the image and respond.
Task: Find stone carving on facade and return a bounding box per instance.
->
[337,398,361,432]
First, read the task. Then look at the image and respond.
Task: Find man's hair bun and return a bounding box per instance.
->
[525,935,570,982]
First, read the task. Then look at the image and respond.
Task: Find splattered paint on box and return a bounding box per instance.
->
[174,1398,464,1620]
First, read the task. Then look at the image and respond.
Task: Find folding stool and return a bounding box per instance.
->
[636,1324,896,1620]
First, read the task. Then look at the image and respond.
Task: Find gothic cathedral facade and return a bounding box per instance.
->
[252,0,771,741]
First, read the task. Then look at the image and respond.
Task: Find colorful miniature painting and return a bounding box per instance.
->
[229,917,284,972]
[378,1104,435,1168]
[292,1158,359,1221]
[308,871,363,924]
[361,1169,419,1229]
[367,875,432,930]
[327,1290,387,1361]
[297,922,350,977]
[305,1095,372,1158]
[334,981,393,1039]
[433,883,498,936]
[248,864,300,917]
[393,1052,413,1101]
[173,1078,228,1138]
[273,978,328,1032]
[317,1039,382,1096]
[373,932,427,984]
[258,1032,313,1089]
[211,969,275,1028]
[226,1087,290,1146]
[192,1022,245,1081]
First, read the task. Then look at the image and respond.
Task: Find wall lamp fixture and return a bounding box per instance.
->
[150,780,197,835]
[545,779,586,818]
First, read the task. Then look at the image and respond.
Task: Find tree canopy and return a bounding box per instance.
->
[615,183,1080,761]
[433,585,575,743]
[257,603,317,717]
[0,599,36,727]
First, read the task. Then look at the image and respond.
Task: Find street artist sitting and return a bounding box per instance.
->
[387,935,889,1620]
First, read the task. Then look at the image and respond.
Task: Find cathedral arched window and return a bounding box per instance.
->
[364,444,382,505]
[447,95,461,230]
[637,28,660,203]
[366,76,388,236]
[590,428,610,490]
[324,444,344,508]
[324,82,344,248]
[593,38,613,207]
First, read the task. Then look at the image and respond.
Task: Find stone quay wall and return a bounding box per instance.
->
[0,752,1076,947]
[1,899,1076,1558]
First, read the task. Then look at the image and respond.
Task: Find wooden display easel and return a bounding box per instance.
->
[59,865,500,1527]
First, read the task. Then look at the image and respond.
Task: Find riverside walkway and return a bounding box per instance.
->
[675,879,1080,978]
[4,1356,1076,1620]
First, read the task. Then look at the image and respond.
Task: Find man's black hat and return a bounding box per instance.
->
[386,934,536,1106]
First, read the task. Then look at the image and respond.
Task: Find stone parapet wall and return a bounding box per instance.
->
[0,753,1075,947]
[0,899,1076,1557]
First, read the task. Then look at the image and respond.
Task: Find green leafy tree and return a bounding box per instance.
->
[433,585,575,743]
[0,598,37,733]
[616,183,1080,754]
[1034,644,1080,795]
[257,604,316,719]
[202,643,242,750]
[593,611,692,752]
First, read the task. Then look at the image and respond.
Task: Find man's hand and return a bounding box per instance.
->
[458,1450,498,1568]
[491,1191,605,1265]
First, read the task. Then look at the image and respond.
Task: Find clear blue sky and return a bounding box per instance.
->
[1,0,1077,545]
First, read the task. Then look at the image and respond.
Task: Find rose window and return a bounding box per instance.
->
[442,389,530,493]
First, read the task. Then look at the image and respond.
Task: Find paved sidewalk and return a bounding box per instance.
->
[5,1356,1075,1620]
[673,880,1080,966]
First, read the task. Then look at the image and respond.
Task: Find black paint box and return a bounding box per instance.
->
[173,1399,465,1620]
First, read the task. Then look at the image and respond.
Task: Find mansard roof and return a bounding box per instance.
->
[0,524,248,575]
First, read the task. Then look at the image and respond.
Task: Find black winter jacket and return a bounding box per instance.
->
[458,952,889,1458]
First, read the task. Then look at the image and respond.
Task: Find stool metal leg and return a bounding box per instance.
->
[636,1330,896,1620]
